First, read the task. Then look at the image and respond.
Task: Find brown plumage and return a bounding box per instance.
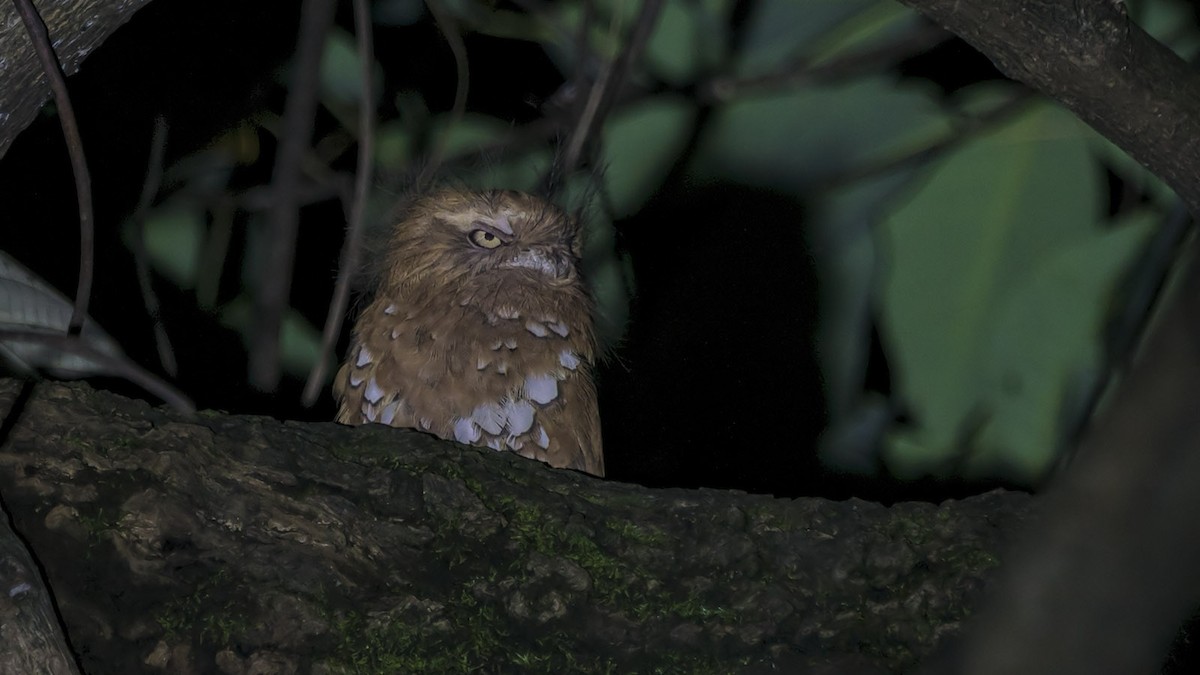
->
[333,188,604,476]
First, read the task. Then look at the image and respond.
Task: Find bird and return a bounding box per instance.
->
[333,188,604,476]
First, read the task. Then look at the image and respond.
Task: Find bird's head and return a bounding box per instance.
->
[378,188,587,312]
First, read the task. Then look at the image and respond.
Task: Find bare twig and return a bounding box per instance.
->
[559,6,620,181]
[436,13,946,193]
[0,466,83,675]
[303,0,376,407]
[423,0,470,181]
[815,89,1035,190]
[702,22,949,103]
[0,330,194,413]
[197,199,234,310]
[938,246,1200,675]
[510,0,587,58]
[1058,202,1195,467]
[552,0,665,190]
[11,0,94,336]
[896,0,1200,215]
[249,0,338,391]
[129,117,178,376]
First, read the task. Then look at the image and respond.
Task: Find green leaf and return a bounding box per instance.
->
[220,294,327,378]
[278,309,326,377]
[693,77,947,189]
[689,76,950,423]
[806,1,921,64]
[375,120,414,170]
[425,113,552,191]
[816,172,919,418]
[967,210,1156,476]
[644,0,729,85]
[436,1,547,41]
[1134,0,1200,58]
[320,30,365,105]
[1089,132,1177,207]
[877,103,1154,481]
[734,0,877,74]
[374,0,425,26]
[436,113,510,158]
[545,0,640,66]
[138,206,206,288]
[544,0,730,80]
[601,96,694,217]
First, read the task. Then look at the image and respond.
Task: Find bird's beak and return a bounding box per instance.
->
[502,246,572,279]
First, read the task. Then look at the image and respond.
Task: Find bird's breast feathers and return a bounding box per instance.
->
[334,188,603,475]
[335,295,602,475]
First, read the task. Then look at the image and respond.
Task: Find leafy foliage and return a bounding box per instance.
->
[76,0,1189,486]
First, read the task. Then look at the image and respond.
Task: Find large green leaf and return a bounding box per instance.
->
[601,96,694,218]
[690,78,949,426]
[221,294,326,378]
[692,77,946,189]
[320,29,366,106]
[137,205,206,289]
[733,0,905,74]
[374,0,425,26]
[643,0,729,85]
[542,0,729,83]
[1135,0,1200,57]
[427,113,554,191]
[879,103,1156,480]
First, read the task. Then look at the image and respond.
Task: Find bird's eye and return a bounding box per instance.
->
[469,229,504,249]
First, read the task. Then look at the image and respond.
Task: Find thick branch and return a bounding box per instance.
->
[896,0,1200,214]
[0,379,1033,673]
[894,2,1200,673]
[0,502,79,674]
[0,0,152,160]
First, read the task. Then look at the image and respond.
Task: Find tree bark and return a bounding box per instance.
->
[0,494,79,675]
[892,1,1200,673]
[0,378,1033,673]
[5,0,1200,672]
[0,0,153,160]
[895,0,1200,215]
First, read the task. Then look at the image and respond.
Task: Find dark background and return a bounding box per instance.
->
[0,0,1020,501]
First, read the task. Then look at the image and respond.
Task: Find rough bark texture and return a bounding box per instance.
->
[0,507,79,675]
[0,378,1033,674]
[0,0,152,160]
[896,0,1200,215]
[923,245,1200,675]
[3,0,1200,672]
[892,2,1200,673]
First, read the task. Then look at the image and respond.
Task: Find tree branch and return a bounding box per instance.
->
[0,378,1034,673]
[896,0,1200,213]
[890,2,1200,673]
[0,0,152,160]
[248,0,337,392]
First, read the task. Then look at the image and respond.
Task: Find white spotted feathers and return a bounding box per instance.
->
[333,189,603,475]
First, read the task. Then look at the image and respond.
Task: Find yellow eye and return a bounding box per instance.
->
[469,229,504,249]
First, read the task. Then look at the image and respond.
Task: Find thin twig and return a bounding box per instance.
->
[443,13,942,192]
[556,0,665,186]
[1059,201,1195,467]
[559,5,620,182]
[197,199,234,309]
[423,0,470,182]
[11,0,94,336]
[510,0,587,58]
[129,117,178,376]
[0,330,194,413]
[303,0,376,407]
[701,22,949,103]
[249,0,338,391]
[814,90,1035,190]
